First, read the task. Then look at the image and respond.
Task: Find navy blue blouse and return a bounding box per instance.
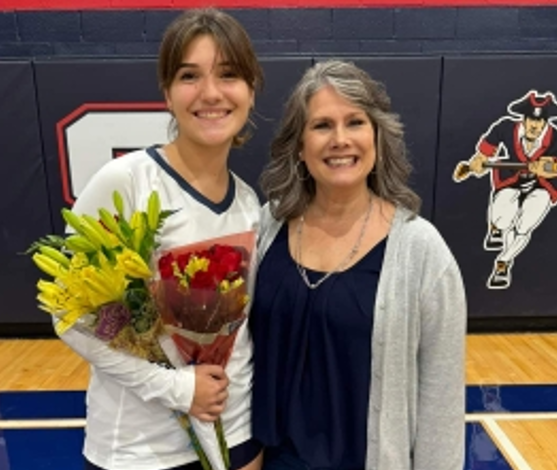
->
[251,223,386,470]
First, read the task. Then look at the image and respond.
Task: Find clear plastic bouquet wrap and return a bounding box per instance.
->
[154,232,255,470]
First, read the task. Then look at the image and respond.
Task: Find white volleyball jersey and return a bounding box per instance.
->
[61,146,261,470]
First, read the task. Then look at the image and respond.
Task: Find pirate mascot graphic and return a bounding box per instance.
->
[454,91,557,289]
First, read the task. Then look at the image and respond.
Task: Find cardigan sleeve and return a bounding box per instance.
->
[413,254,467,470]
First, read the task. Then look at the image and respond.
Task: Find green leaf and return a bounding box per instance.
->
[22,235,66,255]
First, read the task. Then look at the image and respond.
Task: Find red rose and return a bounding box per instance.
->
[212,244,235,261]
[158,253,175,280]
[190,249,209,261]
[190,270,217,289]
[206,259,227,283]
[219,251,242,274]
[176,253,191,272]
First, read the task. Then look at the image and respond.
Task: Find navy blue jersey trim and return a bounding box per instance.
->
[145,145,235,215]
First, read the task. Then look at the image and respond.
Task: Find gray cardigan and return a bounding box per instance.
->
[257,204,466,470]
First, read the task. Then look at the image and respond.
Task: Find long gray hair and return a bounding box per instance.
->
[260,60,421,220]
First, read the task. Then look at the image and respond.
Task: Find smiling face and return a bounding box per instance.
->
[164,34,254,153]
[300,85,376,193]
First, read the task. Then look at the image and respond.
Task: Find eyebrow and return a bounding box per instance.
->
[177,61,232,70]
[309,111,367,122]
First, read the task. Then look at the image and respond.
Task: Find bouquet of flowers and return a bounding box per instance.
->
[28,191,171,361]
[26,191,253,470]
[154,233,255,470]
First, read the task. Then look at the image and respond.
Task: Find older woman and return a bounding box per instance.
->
[250,60,466,470]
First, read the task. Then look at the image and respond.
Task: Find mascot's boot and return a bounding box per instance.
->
[488,260,512,289]
[484,225,504,251]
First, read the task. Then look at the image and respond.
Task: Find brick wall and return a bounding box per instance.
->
[1,7,557,58]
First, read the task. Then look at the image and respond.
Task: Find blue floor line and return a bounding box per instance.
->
[0,424,514,470]
[2,385,556,470]
[2,385,557,419]
[0,391,85,420]
[466,384,557,413]
[1,428,84,470]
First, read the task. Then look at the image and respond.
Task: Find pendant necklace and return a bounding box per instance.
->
[295,196,373,290]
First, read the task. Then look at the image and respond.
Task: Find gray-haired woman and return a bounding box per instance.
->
[250,60,466,470]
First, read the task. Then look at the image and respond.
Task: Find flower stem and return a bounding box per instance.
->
[214,417,230,469]
[175,412,212,470]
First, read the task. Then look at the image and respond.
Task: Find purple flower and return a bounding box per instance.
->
[95,303,131,341]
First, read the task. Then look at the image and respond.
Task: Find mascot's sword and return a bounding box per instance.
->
[453,160,557,182]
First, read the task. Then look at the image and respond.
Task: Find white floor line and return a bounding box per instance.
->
[483,417,533,470]
[466,411,557,423]
[466,411,557,422]
[0,418,85,429]
[1,413,555,428]
[1,414,555,428]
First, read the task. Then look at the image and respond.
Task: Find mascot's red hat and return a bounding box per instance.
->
[509,91,557,120]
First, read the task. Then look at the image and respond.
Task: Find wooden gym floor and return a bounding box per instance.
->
[1,334,557,470]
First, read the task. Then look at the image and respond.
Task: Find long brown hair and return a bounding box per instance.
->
[157,8,264,147]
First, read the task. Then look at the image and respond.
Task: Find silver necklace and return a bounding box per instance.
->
[295,196,373,290]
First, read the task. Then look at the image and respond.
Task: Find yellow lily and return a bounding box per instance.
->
[116,248,152,279]
[37,279,67,311]
[129,211,146,252]
[69,252,90,269]
[65,234,97,253]
[80,262,127,307]
[38,246,70,268]
[98,208,124,241]
[55,307,92,334]
[147,191,161,230]
[81,214,121,249]
[33,253,67,278]
[112,190,125,217]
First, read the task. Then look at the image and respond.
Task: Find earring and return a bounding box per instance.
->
[295,160,310,181]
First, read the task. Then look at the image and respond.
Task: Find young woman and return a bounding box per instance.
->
[58,9,264,470]
[251,60,466,470]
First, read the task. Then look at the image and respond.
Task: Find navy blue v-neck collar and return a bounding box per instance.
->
[146,145,235,215]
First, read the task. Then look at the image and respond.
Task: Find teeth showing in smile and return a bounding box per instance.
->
[196,111,228,119]
[326,157,356,167]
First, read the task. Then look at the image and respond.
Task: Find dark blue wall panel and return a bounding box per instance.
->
[0,62,52,324]
[5,53,557,329]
